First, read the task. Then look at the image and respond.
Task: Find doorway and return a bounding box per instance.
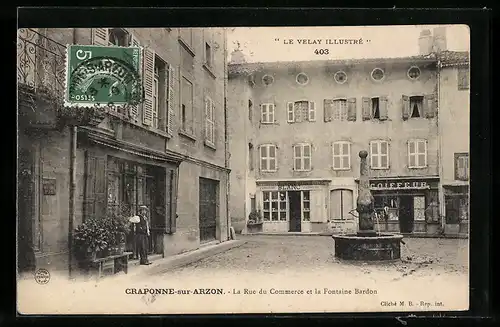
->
[399,196,414,233]
[288,191,301,232]
[199,178,219,242]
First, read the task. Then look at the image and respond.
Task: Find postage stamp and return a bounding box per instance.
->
[64,45,143,108]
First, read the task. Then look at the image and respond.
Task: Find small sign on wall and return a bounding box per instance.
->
[42,178,56,195]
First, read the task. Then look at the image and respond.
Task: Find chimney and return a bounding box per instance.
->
[432,26,447,53]
[230,49,246,64]
[418,29,433,55]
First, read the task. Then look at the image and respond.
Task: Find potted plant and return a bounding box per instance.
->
[108,212,130,255]
[73,217,112,262]
[247,210,263,233]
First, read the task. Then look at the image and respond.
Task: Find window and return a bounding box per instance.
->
[458,67,469,90]
[262,75,274,86]
[330,189,354,220]
[293,143,312,171]
[248,99,253,121]
[180,28,193,47]
[334,71,348,84]
[108,28,129,46]
[362,96,388,121]
[248,143,254,170]
[413,196,426,221]
[260,144,277,172]
[332,99,348,121]
[407,66,421,80]
[260,103,275,124]
[371,68,385,82]
[408,139,427,168]
[205,96,215,145]
[370,140,389,169]
[205,42,212,67]
[371,97,380,119]
[263,191,287,221]
[455,153,469,181]
[181,76,194,134]
[333,141,351,170]
[409,96,424,118]
[302,191,311,221]
[296,73,309,85]
[287,101,316,123]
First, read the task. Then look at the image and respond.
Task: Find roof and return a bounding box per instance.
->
[228,53,438,76]
[438,50,470,67]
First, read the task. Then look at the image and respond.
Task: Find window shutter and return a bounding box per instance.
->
[125,38,141,122]
[347,97,357,121]
[379,96,388,121]
[260,104,265,122]
[402,95,410,120]
[165,170,178,233]
[167,65,175,134]
[361,97,371,120]
[287,102,295,123]
[423,94,436,118]
[310,190,325,223]
[84,151,106,220]
[323,99,333,122]
[211,99,216,143]
[308,101,316,121]
[269,104,275,123]
[92,28,109,46]
[204,97,210,140]
[142,47,155,126]
[294,103,303,123]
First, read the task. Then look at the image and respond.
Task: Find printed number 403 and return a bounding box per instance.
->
[314,49,329,55]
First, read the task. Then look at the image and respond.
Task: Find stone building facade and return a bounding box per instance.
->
[17,27,230,275]
[227,27,467,237]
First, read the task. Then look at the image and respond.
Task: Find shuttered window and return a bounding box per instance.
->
[205,96,215,145]
[457,67,469,90]
[332,141,351,170]
[261,103,275,124]
[330,189,354,220]
[370,140,389,169]
[260,144,277,172]
[455,153,469,181]
[408,139,427,168]
[293,143,312,171]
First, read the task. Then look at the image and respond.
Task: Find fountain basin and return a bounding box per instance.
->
[332,233,404,261]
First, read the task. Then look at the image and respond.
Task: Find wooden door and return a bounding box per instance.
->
[199,178,218,242]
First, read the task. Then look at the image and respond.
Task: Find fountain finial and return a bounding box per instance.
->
[359,150,368,159]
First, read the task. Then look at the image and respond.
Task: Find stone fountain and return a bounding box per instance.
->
[332,150,403,261]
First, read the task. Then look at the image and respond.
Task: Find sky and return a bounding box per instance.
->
[226,25,470,63]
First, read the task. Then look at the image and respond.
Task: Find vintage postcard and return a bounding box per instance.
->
[17,24,470,314]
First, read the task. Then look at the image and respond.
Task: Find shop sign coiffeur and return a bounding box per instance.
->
[369,181,430,190]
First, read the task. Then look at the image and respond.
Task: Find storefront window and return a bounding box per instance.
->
[413,196,426,221]
[263,191,287,221]
[302,191,310,221]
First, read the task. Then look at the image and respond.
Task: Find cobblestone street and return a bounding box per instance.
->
[161,235,469,279]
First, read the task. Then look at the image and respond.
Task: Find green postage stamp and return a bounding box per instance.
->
[65,45,143,108]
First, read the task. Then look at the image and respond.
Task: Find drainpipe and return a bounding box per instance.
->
[223,28,231,240]
[68,29,77,278]
[436,58,445,231]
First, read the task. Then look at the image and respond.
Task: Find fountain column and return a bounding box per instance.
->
[356,150,376,236]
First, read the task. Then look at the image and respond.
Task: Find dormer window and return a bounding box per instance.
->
[296,73,309,85]
[262,74,274,86]
[371,68,385,82]
[334,71,348,84]
[407,66,421,80]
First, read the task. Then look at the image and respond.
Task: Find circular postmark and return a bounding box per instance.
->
[68,56,144,107]
[34,268,50,285]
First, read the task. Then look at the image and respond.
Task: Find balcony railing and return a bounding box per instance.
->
[17,28,66,99]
